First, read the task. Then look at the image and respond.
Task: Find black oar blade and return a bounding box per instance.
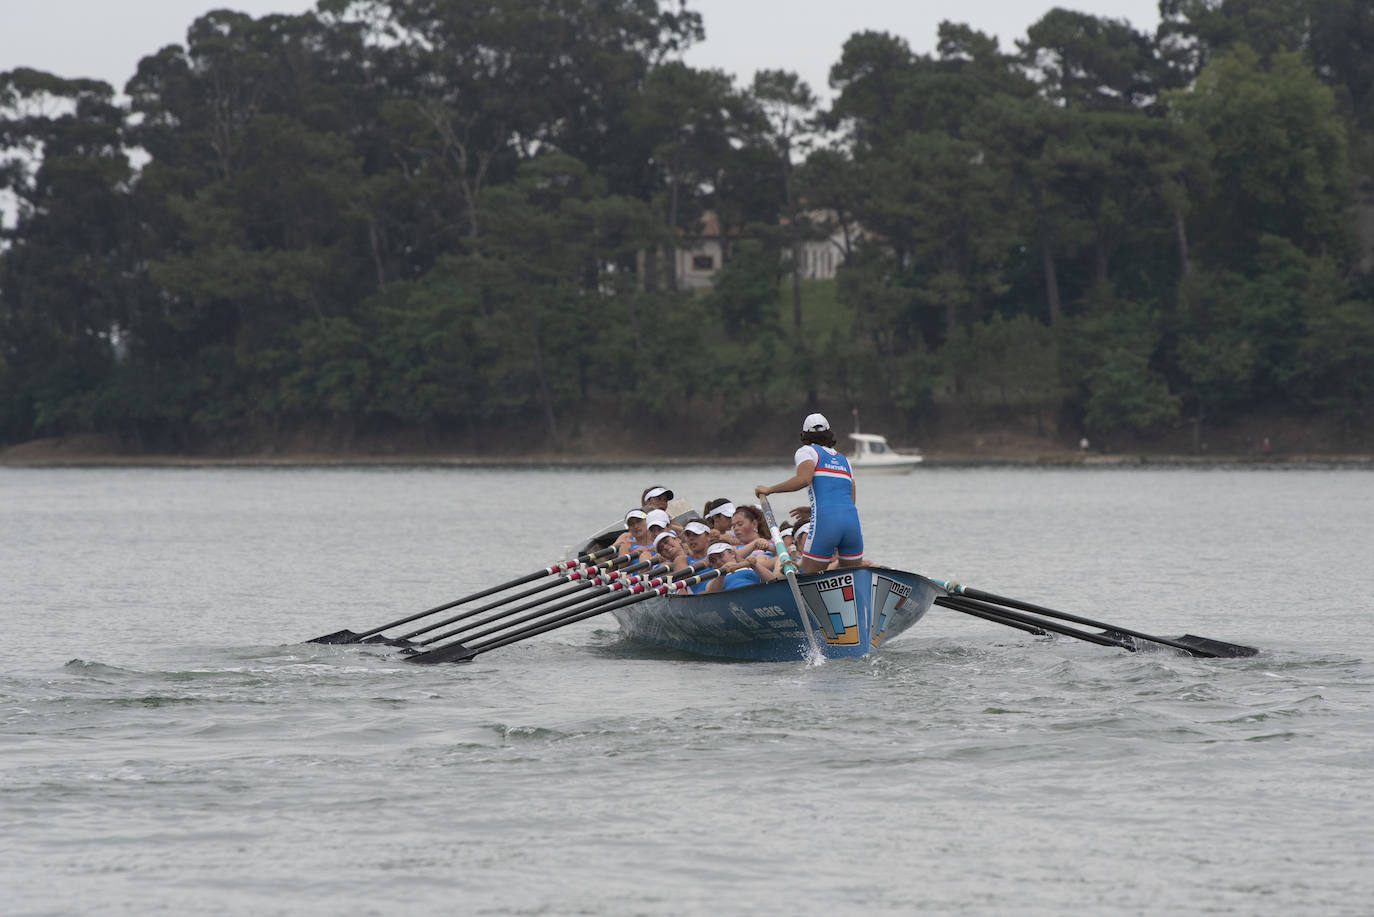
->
[1172,634,1260,658]
[1099,629,1259,659]
[945,583,1260,659]
[309,629,361,645]
[361,634,416,647]
[404,641,477,665]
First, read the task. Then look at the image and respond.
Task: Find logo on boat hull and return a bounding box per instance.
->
[799,573,859,644]
[869,575,913,646]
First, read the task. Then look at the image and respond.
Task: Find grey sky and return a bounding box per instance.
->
[685,0,1162,99]
[3,0,1162,97]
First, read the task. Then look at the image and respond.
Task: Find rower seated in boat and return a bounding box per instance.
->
[687,541,735,593]
[679,520,713,564]
[645,508,675,541]
[614,509,655,562]
[701,541,765,592]
[729,504,778,579]
[702,498,740,544]
[642,486,689,532]
[641,485,673,512]
[776,520,795,554]
[651,530,690,573]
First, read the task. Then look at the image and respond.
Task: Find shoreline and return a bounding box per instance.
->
[4,431,1372,469]
[3,450,1372,469]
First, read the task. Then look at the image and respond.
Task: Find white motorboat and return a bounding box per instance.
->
[848,432,924,473]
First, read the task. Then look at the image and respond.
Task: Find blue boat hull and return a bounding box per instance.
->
[610,565,937,661]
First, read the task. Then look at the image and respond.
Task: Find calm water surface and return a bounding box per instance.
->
[2,465,1372,915]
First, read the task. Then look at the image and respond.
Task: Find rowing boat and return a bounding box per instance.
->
[313,529,1259,665]
[609,564,938,661]
[579,526,936,661]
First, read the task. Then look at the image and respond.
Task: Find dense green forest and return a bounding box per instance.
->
[3,0,1373,454]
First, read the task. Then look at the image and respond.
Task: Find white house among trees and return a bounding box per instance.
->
[673,210,859,289]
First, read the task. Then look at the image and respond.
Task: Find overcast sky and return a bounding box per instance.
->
[3,0,1162,99]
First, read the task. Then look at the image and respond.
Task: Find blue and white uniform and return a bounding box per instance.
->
[619,538,653,557]
[684,554,710,593]
[795,444,863,564]
[722,567,762,590]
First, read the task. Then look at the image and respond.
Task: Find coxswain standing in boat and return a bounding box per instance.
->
[755,413,864,572]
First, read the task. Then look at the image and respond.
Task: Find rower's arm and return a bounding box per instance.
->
[756,460,815,498]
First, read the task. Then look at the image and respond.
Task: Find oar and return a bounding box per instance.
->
[408,561,698,654]
[933,596,1049,637]
[406,567,723,665]
[936,595,1133,650]
[308,545,618,644]
[407,557,667,648]
[932,579,1259,658]
[758,495,823,660]
[392,553,639,644]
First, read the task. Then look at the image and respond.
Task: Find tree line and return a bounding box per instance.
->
[2,0,1373,452]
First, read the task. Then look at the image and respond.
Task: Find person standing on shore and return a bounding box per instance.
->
[755,413,863,573]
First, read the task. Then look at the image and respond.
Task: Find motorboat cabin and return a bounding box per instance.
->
[848,433,923,473]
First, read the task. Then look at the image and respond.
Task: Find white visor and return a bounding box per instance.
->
[643,486,672,501]
[653,530,678,547]
[682,521,710,535]
[625,509,647,523]
[705,502,736,519]
[706,542,732,556]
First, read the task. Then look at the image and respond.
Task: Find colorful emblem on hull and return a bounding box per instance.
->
[869,574,913,646]
[799,572,860,644]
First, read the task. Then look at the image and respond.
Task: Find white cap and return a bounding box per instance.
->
[645,509,672,529]
[643,486,673,501]
[706,542,732,556]
[625,509,647,523]
[705,501,736,519]
[652,530,679,547]
[681,521,710,536]
[802,412,830,432]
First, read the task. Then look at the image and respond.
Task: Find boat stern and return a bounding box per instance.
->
[797,566,935,655]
